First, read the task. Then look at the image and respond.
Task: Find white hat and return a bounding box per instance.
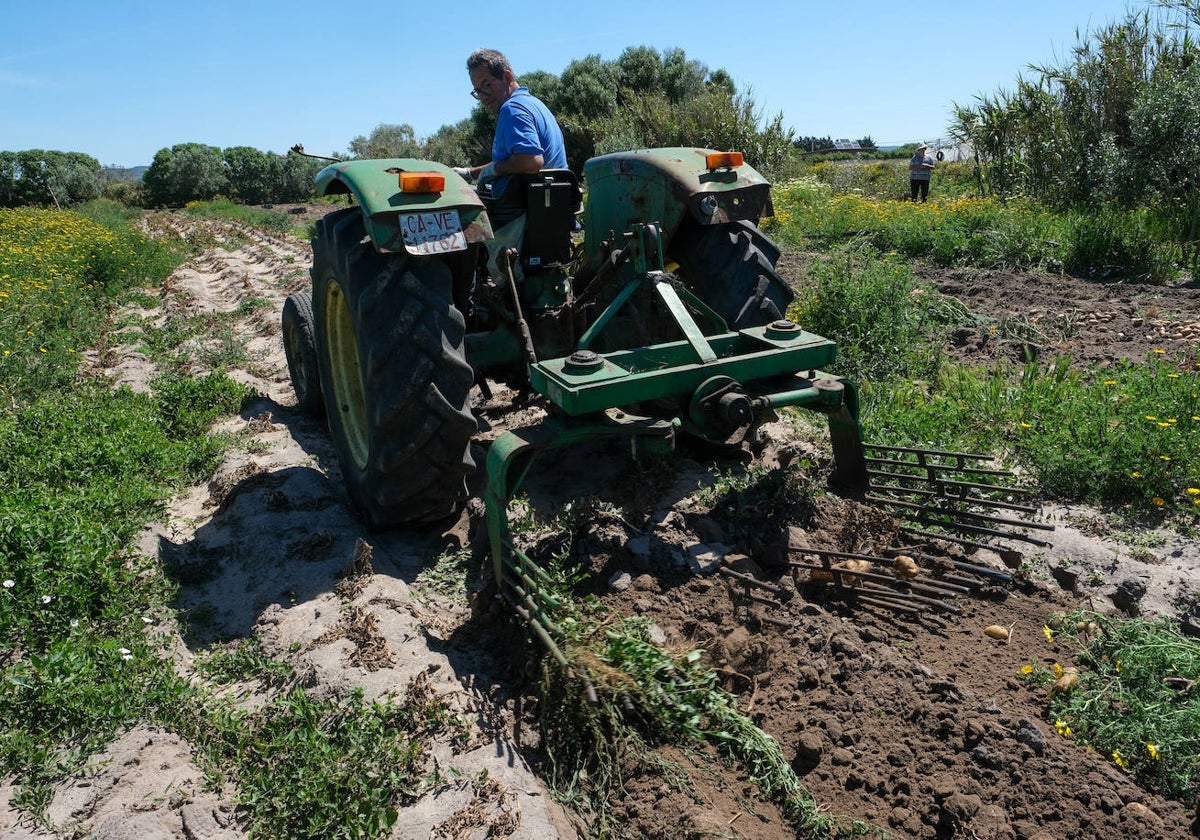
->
[916,141,928,149]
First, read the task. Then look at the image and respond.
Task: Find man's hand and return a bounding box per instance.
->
[477,162,497,186]
[452,166,473,182]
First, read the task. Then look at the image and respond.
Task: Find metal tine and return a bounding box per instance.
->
[867,473,1036,502]
[863,443,997,461]
[850,594,923,617]
[902,516,1051,547]
[899,551,1013,585]
[849,582,962,614]
[866,459,1016,480]
[871,494,1055,532]
[900,524,1030,554]
[867,485,1039,516]
[789,559,970,600]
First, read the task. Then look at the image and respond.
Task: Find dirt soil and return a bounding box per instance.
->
[3,206,1200,840]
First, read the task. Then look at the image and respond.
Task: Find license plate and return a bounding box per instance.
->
[398,210,468,255]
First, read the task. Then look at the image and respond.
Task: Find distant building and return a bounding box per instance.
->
[929,140,974,163]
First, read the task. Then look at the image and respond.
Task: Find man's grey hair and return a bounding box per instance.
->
[467,48,512,80]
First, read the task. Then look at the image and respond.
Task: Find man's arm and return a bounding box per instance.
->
[494,153,544,175]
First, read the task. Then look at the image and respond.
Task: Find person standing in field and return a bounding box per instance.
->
[908,142,934,202]
[454,48,567,228]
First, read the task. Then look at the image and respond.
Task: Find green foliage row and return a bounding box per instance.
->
[142,143,325,208]
[0,206,454,835]
[869,357,1200,517]
[768,176,1181,282]
[0,150,107,209]
[0,203,185,405]
[2,144,327,211]
[767,194,1199,517]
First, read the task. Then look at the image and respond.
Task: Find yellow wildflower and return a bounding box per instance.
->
[1153,497,1166,506]
[1043,625,1055,642]
[1147,743,1160,760]
[1113,749,1129,768]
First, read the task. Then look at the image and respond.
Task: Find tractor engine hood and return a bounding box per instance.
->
[582,148,774,258]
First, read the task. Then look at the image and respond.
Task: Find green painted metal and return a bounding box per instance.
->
[485,410,677,686]
[315,158,492,253]
[532,325,837,417]
[581,148,774,262]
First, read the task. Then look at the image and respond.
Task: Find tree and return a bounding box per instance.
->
[223,146,274,205]
[0,150,102,208]
[347,124,420,159]
[143,143,227,207]
[270,151,323,203]
[616,46,663,96]
[420,121,474,166]
[1131,59,1200,263]
[661,47,707,104]
[557,55,619,123]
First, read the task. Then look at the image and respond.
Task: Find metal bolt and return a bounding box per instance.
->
[565,350,603,373]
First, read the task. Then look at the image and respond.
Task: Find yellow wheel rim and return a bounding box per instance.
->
[323,279,369,471]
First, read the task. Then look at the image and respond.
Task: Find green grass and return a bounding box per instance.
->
[1024,611,1200,806]
[184,196,298,235]
[863,356,1200,517]
[0,205,458,836]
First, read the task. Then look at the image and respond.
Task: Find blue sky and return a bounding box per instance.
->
[1,0,1150,167]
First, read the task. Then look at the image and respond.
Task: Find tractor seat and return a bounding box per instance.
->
[519,169,581,271]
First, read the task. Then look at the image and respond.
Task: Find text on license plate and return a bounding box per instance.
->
[399,210,468,255]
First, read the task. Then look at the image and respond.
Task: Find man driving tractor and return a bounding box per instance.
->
[453,48,568,229]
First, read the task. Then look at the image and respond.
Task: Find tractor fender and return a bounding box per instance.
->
[581,148,774,260]
[315,159,493,253]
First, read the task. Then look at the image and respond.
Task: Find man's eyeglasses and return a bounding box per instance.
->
[470,79,495,100]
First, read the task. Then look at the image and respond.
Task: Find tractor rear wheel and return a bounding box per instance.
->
[311,208,476,528]
[671,220,793,330]
[282,291,324,417]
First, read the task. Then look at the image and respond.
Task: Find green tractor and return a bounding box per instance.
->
[282,147,868,531]
[283,147,1049,646]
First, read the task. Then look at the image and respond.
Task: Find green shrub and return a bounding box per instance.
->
[1063,204,1177,283]
[787,249,944,385]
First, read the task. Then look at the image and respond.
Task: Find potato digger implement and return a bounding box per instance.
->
[282,147,1050,663]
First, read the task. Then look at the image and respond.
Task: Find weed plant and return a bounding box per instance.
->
[1023,611,1200,806]
[786,247,946,385]
[769,183,1199,517]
